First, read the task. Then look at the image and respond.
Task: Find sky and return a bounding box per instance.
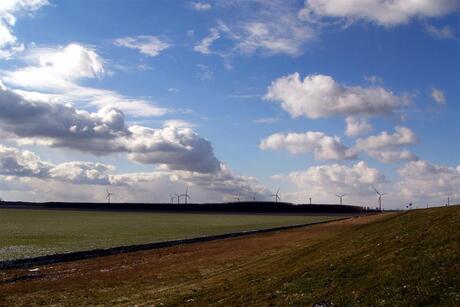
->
[0,0,459,209]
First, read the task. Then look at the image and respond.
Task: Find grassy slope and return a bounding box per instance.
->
[1,206,459,306]
[0,209,337,260]
[187,207,460,306]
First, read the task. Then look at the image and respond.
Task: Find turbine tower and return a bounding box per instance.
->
[170,193,176,204]
[234,192,241,202]
[106,188,114,204]
[336,193,346,205]
[252,192,257,201]
[272,189,281,203]
[181,187,191,204]
[175,193,181,204]
[372,186,387,211]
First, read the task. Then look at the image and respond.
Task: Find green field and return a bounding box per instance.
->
[0,208,340,261]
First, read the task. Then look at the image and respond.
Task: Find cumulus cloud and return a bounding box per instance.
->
[398,160,460,202]
[366,149,417,164]
[0,145,50,178]
[300,0,460,26]
[0,145,113,185]
[431,88,446,104]
[0,85,220,173]
[1,43,168,117]
[345,116,373,137]
[0,0,48,59]
[355,126,418,150]
[125,125,221,173]
[0,145,267,202]
[260,131,357,160]
[265,73,410,119]
[113,35,170,57]
[274,161,386,202]
[355,126,418,162]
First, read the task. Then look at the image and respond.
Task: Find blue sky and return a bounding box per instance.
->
[0,0,459,208]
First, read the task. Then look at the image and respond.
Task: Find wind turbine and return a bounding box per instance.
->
[234,192,241,202]
[181,187,191,204]
[252,192,257,201]
[170,193,176,204]
[106,188,114,204]
[175,193,181,204]
[271,189,281,203]
[372,186,387,211]
[336,193,346,205]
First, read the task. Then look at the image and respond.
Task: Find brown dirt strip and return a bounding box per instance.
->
[0,212,392,306]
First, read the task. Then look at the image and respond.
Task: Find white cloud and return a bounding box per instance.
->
[265,73,410,119]
[398,160,460,203]
[193,1,315,59]
[163,119,196,128]
[0,145,113,185]
[355,126,418,163]
[425,24,456,39]
[21,43,105,82]
[273,161,386,203]
[125,125,220,173]
[0,0,48,59]
[0,144,51,177]
[223,20,314,56]
[0,85,220,173]
[355,126,418,150]
[300,0,460,26]
[366,149,418,163]
[345,116,372,137]
[217,16,314,57]
[194,28,220,55]
[190,2,211,11]
[1,43,169,117]
[113,35,170,57]
[0,145,268,203]
[431,88,446,104]
[260,131,357,160]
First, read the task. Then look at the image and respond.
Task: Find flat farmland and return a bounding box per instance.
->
[0,208,341,261]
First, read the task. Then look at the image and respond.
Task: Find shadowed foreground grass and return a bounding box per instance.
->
[1,206,459,306]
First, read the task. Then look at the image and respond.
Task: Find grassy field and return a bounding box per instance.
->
[0,208,339,261]
[1,206,458,306]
